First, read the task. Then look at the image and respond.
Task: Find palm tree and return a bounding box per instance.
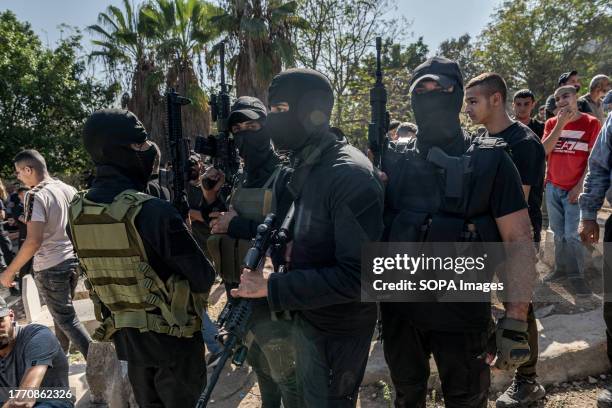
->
[88,0,167,154]
[211,0,308,104]
[139,0,223,138]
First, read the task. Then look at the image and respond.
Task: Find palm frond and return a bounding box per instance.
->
[107,6,128,31]
[97,12,120,33]
[240,17,267,39]
[209,13,240,32]
[87,24,114,41]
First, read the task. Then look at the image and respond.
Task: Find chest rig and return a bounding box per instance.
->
[207,168,281,283]
[384,137,507,243]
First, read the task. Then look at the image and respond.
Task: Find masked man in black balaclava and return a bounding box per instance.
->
[70,109,215,408]
[380,57,537,407]
[200,96,300,408]
[231,69,385,408]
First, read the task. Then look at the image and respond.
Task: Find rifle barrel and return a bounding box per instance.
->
[376,37,382,83]
[195,336,237,408]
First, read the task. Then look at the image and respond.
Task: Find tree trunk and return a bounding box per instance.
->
[127,58,166,158]
[233,0,283,105]
[235,38,273,105]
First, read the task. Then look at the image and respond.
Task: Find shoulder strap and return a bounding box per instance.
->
[287,135,336,199]
[263,166,282,189]
[107,190,153,221]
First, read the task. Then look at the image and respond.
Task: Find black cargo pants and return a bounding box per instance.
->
[127,338,206,408]
[381,309,490,408]
[292,313,374,408]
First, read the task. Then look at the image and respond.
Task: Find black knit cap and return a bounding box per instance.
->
[83,109,148,165]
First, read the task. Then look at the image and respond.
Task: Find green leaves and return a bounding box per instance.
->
[476,0,611,103]
[0,11,117,177]
[208,0,307,100]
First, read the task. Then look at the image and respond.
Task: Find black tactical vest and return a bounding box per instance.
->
[383,136,508,243]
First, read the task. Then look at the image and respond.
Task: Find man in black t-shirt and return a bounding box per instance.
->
[512,89,547,244]
[513,89,544,139]
[465,73,546,408]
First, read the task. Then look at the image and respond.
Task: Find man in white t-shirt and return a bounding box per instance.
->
[0,150,91,359]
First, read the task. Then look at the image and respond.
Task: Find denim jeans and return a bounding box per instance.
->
[0,230,14,268]
[545,183,584,278]
[201,309,222,354]
[33,258,91,358]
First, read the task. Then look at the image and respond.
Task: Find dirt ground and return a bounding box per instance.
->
[205,366,608,407]
[204,248,609,407]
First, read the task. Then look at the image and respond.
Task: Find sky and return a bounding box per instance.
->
[1,0,501,53]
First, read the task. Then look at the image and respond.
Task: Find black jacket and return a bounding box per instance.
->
[84,166,215,364]
[267,132,385,335]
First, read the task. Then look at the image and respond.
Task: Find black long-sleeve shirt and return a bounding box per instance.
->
[267,132,385,335]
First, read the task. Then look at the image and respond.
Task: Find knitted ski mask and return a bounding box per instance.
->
[409,57,465,152]
[266,68,334,152]
[83,109,157,187]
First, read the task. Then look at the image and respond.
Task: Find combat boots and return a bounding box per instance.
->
[496,374,546,407]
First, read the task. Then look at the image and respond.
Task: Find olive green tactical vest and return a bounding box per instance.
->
[207,168,281,283]
[68,190,203,341]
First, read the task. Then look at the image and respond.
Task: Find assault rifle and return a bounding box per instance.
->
[165,89,191,220]
[367,36,390,169]
[194,41,239,199]
[196,204,295,408]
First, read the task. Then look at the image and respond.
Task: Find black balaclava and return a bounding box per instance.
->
[234,129,273,175]
[228,96,273,176]
[266,68,334,152]
[83,109,156,188]
[409,57,465,154]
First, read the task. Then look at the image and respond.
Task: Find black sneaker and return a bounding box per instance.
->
[543,268,566,282]
[598,388,612,407]
[568,277,591,296]
[496,375,546,407]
